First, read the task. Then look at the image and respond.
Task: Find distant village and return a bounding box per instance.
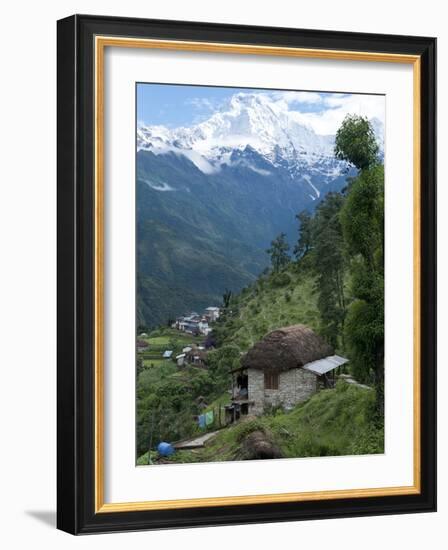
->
[138,304,352,428]
[137,306,221,368]
[172,306,221,336]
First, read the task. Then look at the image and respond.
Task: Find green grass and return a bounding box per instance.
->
[214,265,320,352]
[142,359,169,368]
[267,381,382,458]
[138,381,383,465]
[138,328,205,372]
[146,335,172,346]
[139,328,203,345]
[138,362,178,389]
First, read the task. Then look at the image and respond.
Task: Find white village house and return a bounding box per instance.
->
[204,306,220,322]
[227,324,348,420]
[174,306,220,336]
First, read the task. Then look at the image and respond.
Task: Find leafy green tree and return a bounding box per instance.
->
[168,337,177,352]
[335,114,379,171]
[312,193,346,348]
[207,344,240,392]
[336,114,384,415]
[341,165,384,405]
[222,288,232,309]
[294,210,314,260]
[341,165,384,269]
[267,233,290,272]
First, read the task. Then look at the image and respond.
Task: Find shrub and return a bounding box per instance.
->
[271,272,291,288]
[234,418,266,442]
[349,424,384,455]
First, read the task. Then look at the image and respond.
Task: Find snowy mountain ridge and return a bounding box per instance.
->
[138,92,363,175]
[137,91,383,200]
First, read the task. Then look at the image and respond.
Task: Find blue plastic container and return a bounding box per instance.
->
[157,441,175,457]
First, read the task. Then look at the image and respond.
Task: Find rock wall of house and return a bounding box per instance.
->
[248,367,318,415]
[248,369,265,416]
[278,368,318,410]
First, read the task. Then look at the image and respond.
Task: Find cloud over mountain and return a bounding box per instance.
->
[137,91,384,176]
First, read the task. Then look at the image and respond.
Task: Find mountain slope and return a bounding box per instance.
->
[136,92,380,327]
[212,264,320,352]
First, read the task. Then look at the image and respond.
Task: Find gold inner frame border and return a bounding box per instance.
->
[94,35,421,513]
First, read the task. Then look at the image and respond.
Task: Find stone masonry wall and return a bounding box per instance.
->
[248,369,265,415]
[248,367,318,415]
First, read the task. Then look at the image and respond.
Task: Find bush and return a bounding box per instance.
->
[234,418,266,442]
[349,424,384,455]
[271,272,291,288]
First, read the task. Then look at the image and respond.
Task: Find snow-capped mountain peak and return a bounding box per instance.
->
[137,92,337,172]
[137,91,383,182]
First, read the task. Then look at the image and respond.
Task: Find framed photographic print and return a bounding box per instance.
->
[57,14,436,534]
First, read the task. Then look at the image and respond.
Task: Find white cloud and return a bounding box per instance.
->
[186,97,217,111]
[290,93,385,135]
[270,90,323,105]
[242,90,385,136]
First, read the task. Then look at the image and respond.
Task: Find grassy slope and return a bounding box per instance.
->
[138,381,383,464]
[214,264,320,352]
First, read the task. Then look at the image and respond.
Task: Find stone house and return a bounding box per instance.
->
[185,345,208,367]
[227,325,348,420]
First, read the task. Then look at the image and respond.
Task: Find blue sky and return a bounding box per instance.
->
[136,83,385,135]
[137,83,333,127]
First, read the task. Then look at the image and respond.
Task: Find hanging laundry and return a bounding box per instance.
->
[198,414,206,429]
[205,410,214,426]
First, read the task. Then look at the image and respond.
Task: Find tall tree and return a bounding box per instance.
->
[341,166,384,403]
[312,193,346,348]
[222,288,232,309]
[336,114,384,415]
[294,210,314,260]
[335,114,379,171]
[266,233,290,272]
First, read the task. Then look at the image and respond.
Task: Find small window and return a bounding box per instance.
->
[264,372,279,390]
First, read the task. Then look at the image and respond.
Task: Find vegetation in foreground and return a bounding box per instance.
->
[137,381,383,464]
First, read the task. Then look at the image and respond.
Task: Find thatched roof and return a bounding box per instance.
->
[241,324,333,372]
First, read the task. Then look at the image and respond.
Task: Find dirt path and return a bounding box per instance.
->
[173,430,220,450]
[338,373,373,390]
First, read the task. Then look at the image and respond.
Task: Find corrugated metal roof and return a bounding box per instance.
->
[162,350,173,358]
[302,354,348,375]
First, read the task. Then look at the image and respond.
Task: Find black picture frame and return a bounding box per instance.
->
[57,14,436,534]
